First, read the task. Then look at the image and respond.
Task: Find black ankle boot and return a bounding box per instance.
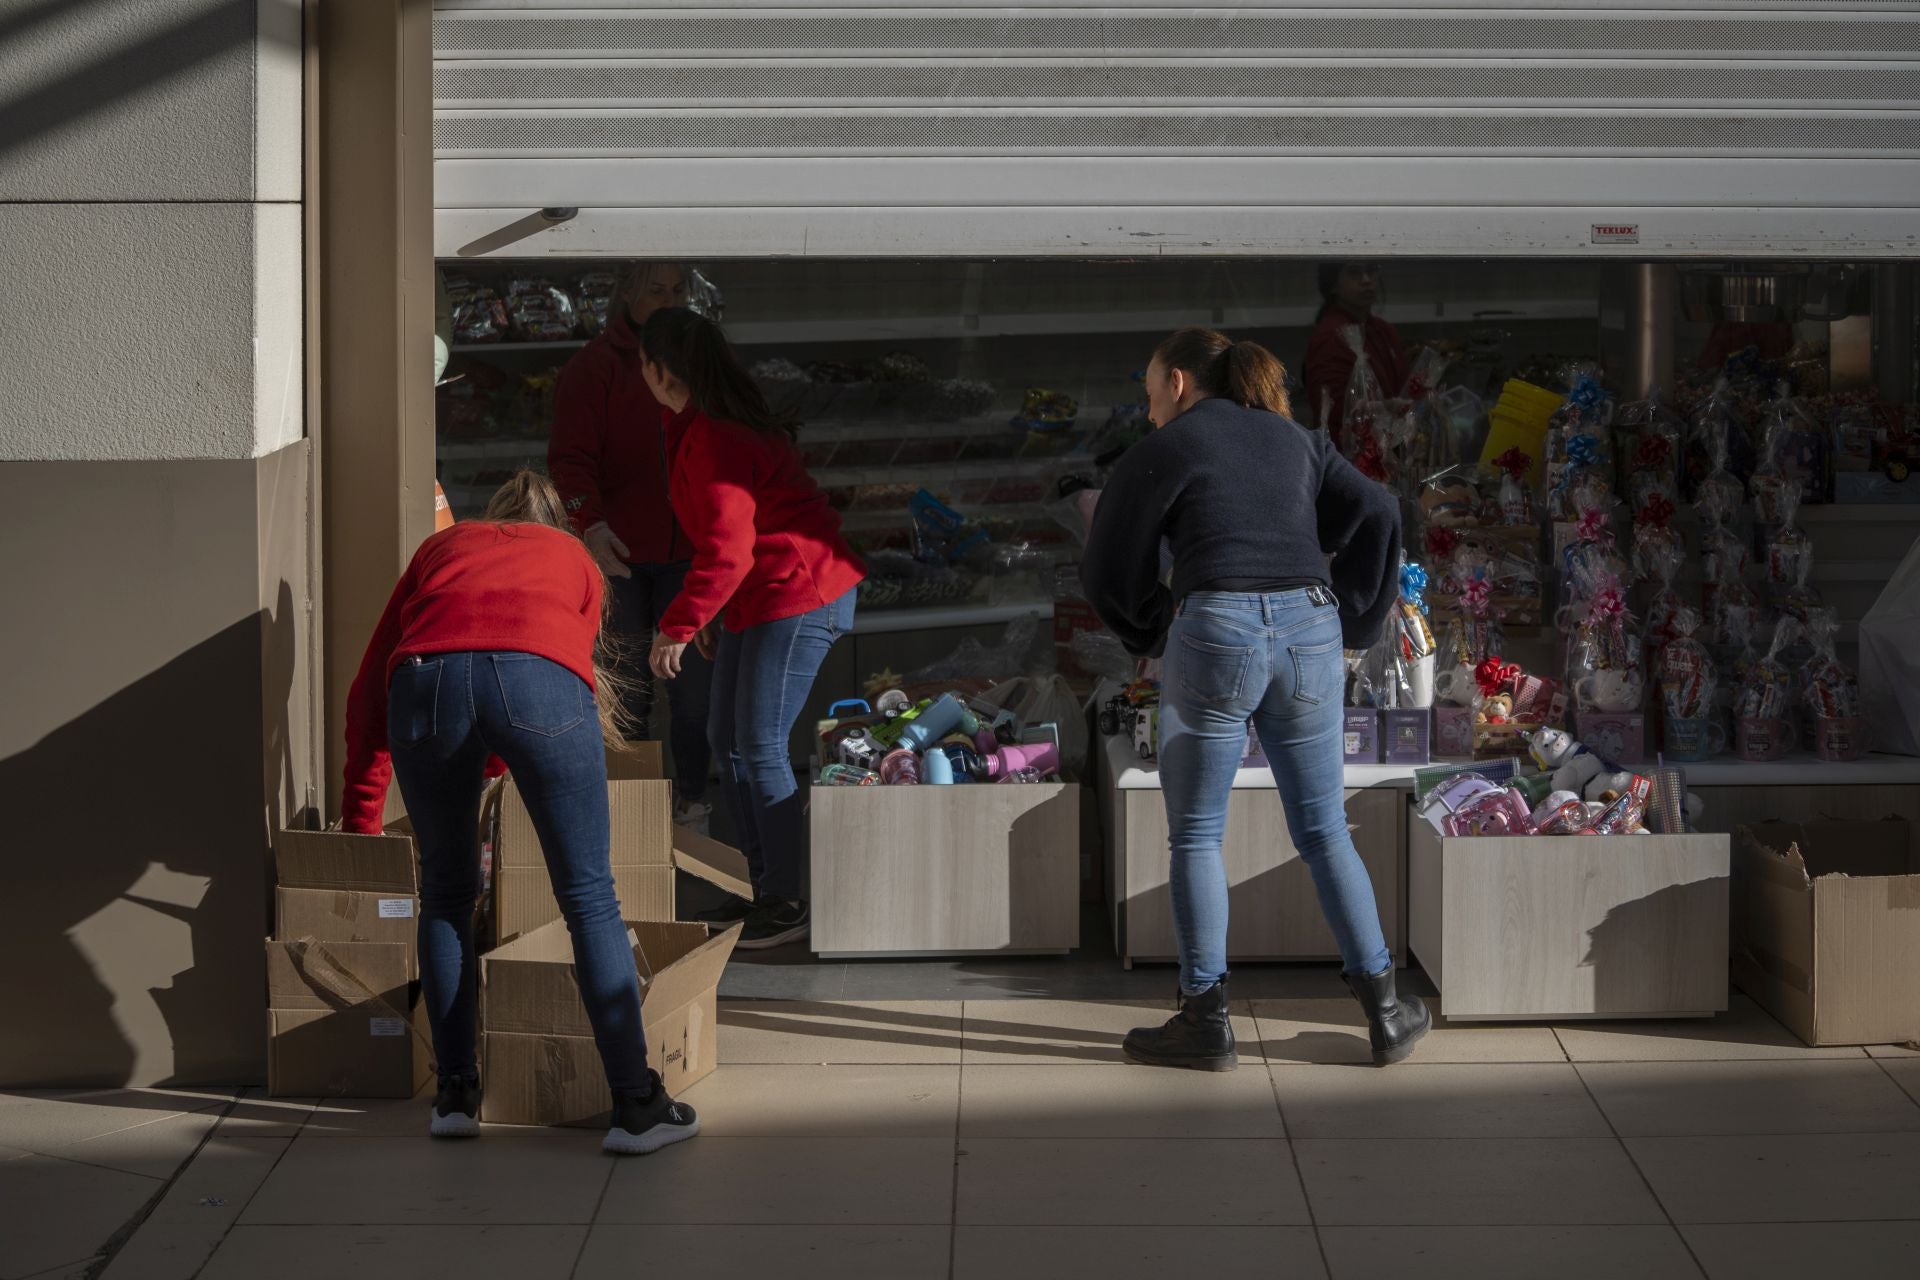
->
[1122,979,1238,1071]
[1343,963,1432,1067]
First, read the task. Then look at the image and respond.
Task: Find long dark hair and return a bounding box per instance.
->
[637,307,796,440]
[1152,327,1292,418]
[1314,262,1345,321]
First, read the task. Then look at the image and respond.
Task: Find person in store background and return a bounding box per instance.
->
[1081,327,1430,1071]
[638,308,866,951]
[549,261,714,832]
[340,471,700,1154]
[1301,261,1410,432]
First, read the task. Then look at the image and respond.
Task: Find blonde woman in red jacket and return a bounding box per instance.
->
[340,472,698,1154]
[637,308,865,950]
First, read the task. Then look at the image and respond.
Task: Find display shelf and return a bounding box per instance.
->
[813,455,1074,488]
[1103,733,1920,793]
[850,600,1053,636]
[451,340,587,354]
[439,438,548,462]
[1798,504,1920,525]
[725,297,1598,348]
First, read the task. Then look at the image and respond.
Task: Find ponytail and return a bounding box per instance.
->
[1152,327,1293,418]
[638,307,798,440]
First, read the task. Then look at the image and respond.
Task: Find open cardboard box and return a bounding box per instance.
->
[1734,818,1920,1047]
[480,917,741,1126]
[264,938,429,1098]
[273,829,421,978]
[495,740,751,939]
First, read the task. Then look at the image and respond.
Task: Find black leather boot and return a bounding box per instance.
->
[1344,964,1432,1067]
[1122,979,1237,1071]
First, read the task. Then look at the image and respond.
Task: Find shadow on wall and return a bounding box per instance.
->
[1584,875,1732,1019]
[0,584,309,1087]
[0,0,294,164]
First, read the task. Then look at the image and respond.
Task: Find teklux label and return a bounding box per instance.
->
[1591,224,1641,245]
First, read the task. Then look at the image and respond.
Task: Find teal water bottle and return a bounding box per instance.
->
[896,694,965,752]
[923,747,955,785]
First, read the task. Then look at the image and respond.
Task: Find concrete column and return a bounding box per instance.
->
[1626,264,1678,400]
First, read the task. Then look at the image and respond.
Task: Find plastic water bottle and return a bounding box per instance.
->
[896,694,966,752]
[879,748,921,785]
[923,747,955,785]
[979,739,1060,781]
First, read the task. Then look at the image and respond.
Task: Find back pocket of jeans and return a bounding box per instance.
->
[1178,634,1254,706]
[388,657,442,747]
[493,655,587,737]
[1289,638,1342,705]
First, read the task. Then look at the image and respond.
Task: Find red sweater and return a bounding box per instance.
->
[1301,308,1410,431]
[548,312,690,564]
[340,522,603,834]
[657,407,866,641]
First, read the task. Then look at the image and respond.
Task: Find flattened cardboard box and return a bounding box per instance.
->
[1733,819,1920,1047]
[274,828,421,978]
[479,918,739,1126]
[264,939,429,1098]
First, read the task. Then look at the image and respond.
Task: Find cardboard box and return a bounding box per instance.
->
[273,829,420,978]
[1732,819,1920,1046]
[1381,710,1431,764]
[1434,705,1475,759]
[479,918,739,1126]
[1577,711,1647,766]
[494,741,752,938]
[1342,709,1381,763]
[264,938,428,1098]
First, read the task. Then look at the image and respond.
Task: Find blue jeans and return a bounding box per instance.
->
[708,591,856,902]
[388,650,649,1092]
[1159,590,1391,992]
[608,561,713,805]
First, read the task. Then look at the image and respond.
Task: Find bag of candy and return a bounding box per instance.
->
[1616,390,1685,510]
[1754,379,1829,506]
[506,278,579,343]
[1658,607,1723,759]
[1569,571,1644,713]
[1491,447,1535,526]
[1685,378,1756,497]
[1391,561,1439,709]
[1735,617,1801,761]
[1800,607,1866,760]
[1337,325,1392,483]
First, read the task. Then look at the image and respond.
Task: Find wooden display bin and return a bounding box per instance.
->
[1103,746,1405,967]
[810,783,1081,957]
[1409,821,1729,1020]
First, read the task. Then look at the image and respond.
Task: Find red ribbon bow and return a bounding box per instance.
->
[1636,494,1676,528]
[1493,447,1532,481]
[1576,506,1612,544]
[1461,576,1493,616]
[1424,527,1461,561]
[1475,657,1521,699]
[1633,437,1673,470]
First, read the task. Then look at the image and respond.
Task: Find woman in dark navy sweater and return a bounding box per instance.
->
[1081,328,1430,1070]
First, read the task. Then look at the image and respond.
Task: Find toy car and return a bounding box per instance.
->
[1132,706,1159,759]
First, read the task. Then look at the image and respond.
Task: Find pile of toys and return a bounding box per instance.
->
[1414,726,1703,838]
[1095,679,1263,765]
[815,688,1064,786]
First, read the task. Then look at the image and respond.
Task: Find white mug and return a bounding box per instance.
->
[1433,663,1478,707]
[1577,669,1644,713]
[1402,652,1437,709]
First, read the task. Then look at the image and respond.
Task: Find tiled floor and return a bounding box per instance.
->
[6,996,1919,1280]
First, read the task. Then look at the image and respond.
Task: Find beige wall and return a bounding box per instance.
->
[0,1,313,1085]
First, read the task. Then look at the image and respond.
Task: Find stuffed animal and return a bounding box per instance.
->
[1584,769,1639,805]
[1529,726,1605,796]
[1476,693,1514,725]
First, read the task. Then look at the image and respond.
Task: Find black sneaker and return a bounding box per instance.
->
[603,1069,699,1156]
[736,898,810,951]
[696,894,757,926]
[429,1074,481,1138]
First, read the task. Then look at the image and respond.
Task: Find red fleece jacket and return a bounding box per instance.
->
[547,311,689,563]
[1301,308,1410,431]
[340,522,602,834]
[656,408,866,641]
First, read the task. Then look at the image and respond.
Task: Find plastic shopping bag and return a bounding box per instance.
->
[1858,537,1920,757]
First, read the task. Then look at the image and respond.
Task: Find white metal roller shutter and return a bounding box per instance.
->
[431,2,1920,257]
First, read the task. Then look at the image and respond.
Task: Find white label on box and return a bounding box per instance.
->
[368,1017,406,1037]
[378,898,415,919]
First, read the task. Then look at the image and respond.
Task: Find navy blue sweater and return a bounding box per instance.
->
[1079,397,1402,656]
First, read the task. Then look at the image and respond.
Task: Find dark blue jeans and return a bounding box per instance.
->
[709,590,856,902]
[388,650,648,1092]
[608,561,713,804]
[1159,590,1392,992]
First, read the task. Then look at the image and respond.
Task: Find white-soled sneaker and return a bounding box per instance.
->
[603,1069,699,1156]
[429,1074,481,1138]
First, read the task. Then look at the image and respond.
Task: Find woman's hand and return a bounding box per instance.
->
[584,522,633,579]
[693,623,720,661]
[650,633,688,680]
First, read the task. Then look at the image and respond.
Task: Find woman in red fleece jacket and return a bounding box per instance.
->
[340,472,699,1156]
[636,308,865,951]
[548,262,714,830]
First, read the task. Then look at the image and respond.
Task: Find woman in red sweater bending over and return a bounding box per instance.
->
[637,308,865,950]
[341,472,698,1155]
